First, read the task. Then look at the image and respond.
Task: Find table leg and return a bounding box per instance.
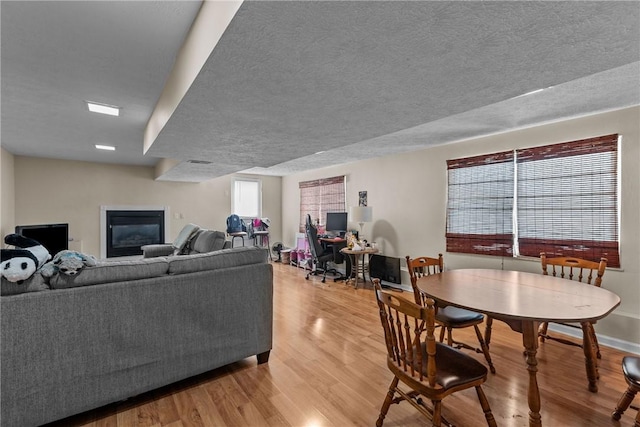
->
[354,255,361,289]
[345,254,357,288]
[522,321,542,427]
[581,322,599,392]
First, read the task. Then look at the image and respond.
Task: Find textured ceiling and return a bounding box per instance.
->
[1,1,202,166]
[2,1,639,182]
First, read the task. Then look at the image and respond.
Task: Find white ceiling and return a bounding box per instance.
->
[2,1,639,182]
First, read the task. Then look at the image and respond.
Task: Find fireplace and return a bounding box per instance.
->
[101,206,169,258]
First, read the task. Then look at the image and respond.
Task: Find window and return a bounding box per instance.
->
[299,175,346,232]
[232,178,261,219]
[446,151,514,257]
[446,134,620,267]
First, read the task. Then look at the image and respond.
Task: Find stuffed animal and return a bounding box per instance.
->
[40,250,97,278]
[1,234,51,283]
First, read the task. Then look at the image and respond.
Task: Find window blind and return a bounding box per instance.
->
[299,175,346,232]
[516,134,619,267]
[446,151,514,256]
[233,179,261,218]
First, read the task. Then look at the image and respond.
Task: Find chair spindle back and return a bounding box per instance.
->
[374,279,437,388]
[405,254,444,305]
[540,253,607,287]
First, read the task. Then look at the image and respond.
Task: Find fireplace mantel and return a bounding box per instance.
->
[100,206,170,259]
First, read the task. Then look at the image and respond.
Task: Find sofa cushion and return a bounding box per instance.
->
[189,230,227,254]
[49,257,169,289]
[1,273,49,296]
[141,244,175,258]
[168,246,267,275]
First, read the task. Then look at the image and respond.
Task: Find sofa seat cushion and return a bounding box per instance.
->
[1,273,49,296]
[168,246,267,275]
[49,257,169,289]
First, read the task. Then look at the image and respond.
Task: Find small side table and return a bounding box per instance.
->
[340,247,379,289]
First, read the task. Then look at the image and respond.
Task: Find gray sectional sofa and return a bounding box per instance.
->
[0,246,273,427]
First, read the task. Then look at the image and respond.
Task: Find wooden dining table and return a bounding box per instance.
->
[416,268,620,427]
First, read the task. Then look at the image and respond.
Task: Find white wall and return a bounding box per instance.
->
[282,106,640,346]
[11,157,281,256]
[1,148,16,238]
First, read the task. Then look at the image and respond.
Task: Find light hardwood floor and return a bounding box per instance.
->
[47,261,636,427]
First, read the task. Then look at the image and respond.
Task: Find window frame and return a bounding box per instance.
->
[231,177,262,220]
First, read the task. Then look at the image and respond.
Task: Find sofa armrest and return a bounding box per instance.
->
[141,244,175,258]
[223,240,231,250]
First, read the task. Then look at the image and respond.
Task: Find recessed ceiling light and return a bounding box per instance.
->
[95,144,116,151]
[86,101,121,116]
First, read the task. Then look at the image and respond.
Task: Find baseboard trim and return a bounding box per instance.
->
[548,323,640,355]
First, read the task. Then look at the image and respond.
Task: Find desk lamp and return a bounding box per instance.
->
[350,206,373,240]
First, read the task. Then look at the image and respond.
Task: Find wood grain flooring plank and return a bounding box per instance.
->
[47,262,634,427]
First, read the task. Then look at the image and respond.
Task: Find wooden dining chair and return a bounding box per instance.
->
[373,279,497,427]
[539,253,608,359]
[612,356,640,426]
[406,255,495,374]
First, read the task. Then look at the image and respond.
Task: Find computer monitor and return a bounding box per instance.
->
[325,212,348,236]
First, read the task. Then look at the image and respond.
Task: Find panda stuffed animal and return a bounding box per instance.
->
[0,234,51,284]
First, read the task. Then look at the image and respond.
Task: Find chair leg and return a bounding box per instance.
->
[587,323,602,359]
[612,386,638,420]
[446,328,454,346]
[377,376,399,427]
[473,325,496,374]
[431,400,442,427]
[585,323,600,377]
[475,386,498,427]
[581,322,599,392]
[484,316,493,348]
[538,321,549,342]
[439,325,446,343]
[635,408,640,427]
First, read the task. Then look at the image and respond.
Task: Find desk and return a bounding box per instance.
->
[340,247,379,288]
[416,269,620,427]
[319,237,346,245]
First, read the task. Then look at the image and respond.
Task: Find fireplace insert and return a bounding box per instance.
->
[106,210,164,258]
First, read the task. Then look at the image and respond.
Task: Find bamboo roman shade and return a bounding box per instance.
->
[516,134,619,267]
[446,151,514,256]
[446,134,620,267]
[299,175,346,232]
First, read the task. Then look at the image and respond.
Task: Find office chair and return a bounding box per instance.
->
[305,215,343,283]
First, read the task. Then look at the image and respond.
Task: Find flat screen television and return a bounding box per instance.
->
[325,212,348,235]
[14,223,69,256]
